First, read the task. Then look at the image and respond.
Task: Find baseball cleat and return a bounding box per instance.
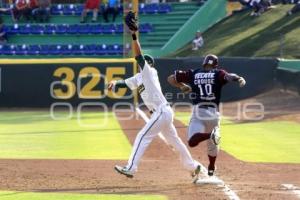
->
[191,165,201,183]
[114,165,134,178]
[210,127,221,145]
[208,166,216,176]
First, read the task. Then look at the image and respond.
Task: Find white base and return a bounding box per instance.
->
[195,177,224,185]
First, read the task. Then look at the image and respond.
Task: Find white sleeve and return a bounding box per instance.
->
[141,62,153,79]
[124,74,139,90]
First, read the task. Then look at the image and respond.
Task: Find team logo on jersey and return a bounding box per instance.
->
[138,84,145,94]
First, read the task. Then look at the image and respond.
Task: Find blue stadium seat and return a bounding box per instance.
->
[75,4,84,15]
[116,24,123,34]
[30,25,44,34]
[67,24,79,34]
[90,24,102,34]
[158,4,172,13]
[27,45,40,55]
[139,3,146,14]
[84,44,97,55]
[40,45,50,55]
[145,3,159,14]
[9,24,20,35]
[51,4,64,15]
[0,45,15,55]
[56,24,68,34]
[78,24,91,34]
[60,45,73,55]
[102,24,116,34]
[44,24,56,34]
[15,44,28,55]
[95,44,107,55]
[63,4,75,15]
[72,44,85,55]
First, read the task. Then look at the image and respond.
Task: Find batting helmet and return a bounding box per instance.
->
[144,54,155,67]
[202,54,218,68]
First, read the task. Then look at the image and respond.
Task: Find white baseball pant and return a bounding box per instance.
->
[125,104,198,173]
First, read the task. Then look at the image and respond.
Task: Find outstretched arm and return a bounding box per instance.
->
[224,73,246,87]
[167,71,192,94]
[107,75,139,92]
[107,80,128,92]
[125,11,146,68]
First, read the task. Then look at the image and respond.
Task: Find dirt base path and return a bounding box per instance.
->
[0,108,299,200]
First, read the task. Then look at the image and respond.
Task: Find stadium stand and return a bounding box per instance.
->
[0,1,202,57]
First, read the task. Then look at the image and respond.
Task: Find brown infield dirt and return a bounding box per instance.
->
[0,89,300,200]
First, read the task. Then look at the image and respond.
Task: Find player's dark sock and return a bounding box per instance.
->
[188,133,210,147]
[208,155,216,171]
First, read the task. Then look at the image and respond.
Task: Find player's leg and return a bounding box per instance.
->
[206,136,219,176]
[205,109,220,176]
[115,111,164,177]
[187,108,210,147]
[162,120,199,172]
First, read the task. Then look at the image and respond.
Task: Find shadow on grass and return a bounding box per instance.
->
[218,14,300,57]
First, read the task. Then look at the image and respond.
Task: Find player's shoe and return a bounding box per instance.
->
[191,165,201,183]
[208,165,216,177]
[210,127,221,145]
[114,165,134,178]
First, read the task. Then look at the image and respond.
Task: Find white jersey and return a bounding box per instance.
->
[125,60,168,111]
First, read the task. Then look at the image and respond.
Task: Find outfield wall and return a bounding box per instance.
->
[0,57,281,107]
[0,58,137,107]
[276,59,300,94]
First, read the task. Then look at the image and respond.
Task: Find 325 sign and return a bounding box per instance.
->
[51,66,132,99]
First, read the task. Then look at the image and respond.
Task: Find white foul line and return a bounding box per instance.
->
[136,107,240,200]
[281,184,300,198]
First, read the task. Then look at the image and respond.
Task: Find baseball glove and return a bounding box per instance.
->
[125,11,138,31]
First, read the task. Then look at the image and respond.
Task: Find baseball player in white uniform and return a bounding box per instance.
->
[108,11,200,179]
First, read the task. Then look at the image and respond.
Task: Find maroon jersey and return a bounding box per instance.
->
[175,68,228,106]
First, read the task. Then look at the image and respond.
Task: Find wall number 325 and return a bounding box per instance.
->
[51,66,127,99]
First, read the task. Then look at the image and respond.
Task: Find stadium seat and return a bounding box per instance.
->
[56,24,68,34]
[90,24,102,34]
[115,24,123,34]
[64,4,76,15]
[75,4,84,15]
[0,45,16,55]
[51,4,64,15]
[102,24,116,34]
[60,45,73,55]
[15,44,28,55]
[84,44,97,55]
[9,24,20,35]
[66,24,79,34]
[95,44,107,55]
[44,24,56,34]
[145,3,159,14]
[158,4,172,13]
[40,45,50,55]
[78,24,91,34]
[30,25,44,34]
[72,44,84,55]
[27,45,40,55]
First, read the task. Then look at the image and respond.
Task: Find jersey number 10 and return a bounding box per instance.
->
[198,84,213,97]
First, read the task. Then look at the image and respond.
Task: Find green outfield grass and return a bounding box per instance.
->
[176,112,300,163]
[0,191,167,200]
[0,111,131,159]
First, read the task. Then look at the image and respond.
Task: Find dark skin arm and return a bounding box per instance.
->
[167,75,192,93]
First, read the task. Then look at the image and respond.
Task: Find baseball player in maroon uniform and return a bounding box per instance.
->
[168,54,246,177]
